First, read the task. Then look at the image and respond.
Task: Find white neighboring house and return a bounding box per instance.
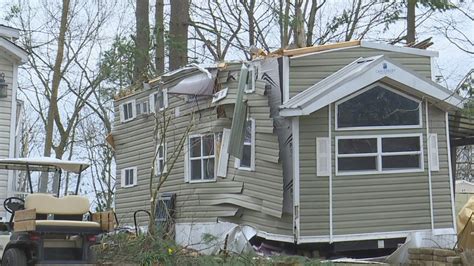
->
[456,179,474,193]
[0,25,27,221]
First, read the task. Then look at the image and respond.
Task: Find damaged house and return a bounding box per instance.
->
[111,41,468,252]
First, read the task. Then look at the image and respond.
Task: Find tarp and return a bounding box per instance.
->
[167,72,215,96]
[457,196,474,250]
[0,157,90,173]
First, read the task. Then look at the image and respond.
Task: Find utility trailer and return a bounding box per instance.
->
[0,157,115,265]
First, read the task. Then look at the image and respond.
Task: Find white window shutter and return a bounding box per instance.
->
[132,167,138,186]
[163,143,168,174]
[316,137,330,176]
[149,93,156,113]
[119,104,125,123]
[184,138,190,182]
[429,133,440,171]
[163,89,169,108]
[217,129,231,177]
[131,100,137,118]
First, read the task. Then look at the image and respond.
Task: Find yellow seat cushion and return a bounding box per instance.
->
[35,220,100,228]
[25,193,90,215]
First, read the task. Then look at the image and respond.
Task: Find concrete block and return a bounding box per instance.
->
[446,256,461,263]
[432,248,456,257]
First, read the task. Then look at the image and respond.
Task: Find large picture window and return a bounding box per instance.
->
[336,134,423,175]
[189,134,215,182]
[336,84,421,130]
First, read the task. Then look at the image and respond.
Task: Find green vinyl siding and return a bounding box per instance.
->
[113,62,292,237]
[289,46,432,98]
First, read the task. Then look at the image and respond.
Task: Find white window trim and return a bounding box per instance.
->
[334,83,422,131]
[120,100,136,123]
[235,118,256,171]
[244,65,256,93]
[121,167,137,188]
[155,143,167,175]
[335,133,424,176]
[188,133,217,183]
[149,89,169,113]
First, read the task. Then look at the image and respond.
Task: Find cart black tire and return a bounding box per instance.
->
[2,248,27,266]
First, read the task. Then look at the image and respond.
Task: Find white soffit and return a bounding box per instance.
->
[279,55,463,117]
[0,37,27,63]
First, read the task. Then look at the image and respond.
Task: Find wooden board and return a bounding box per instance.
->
[92,211,115,231]
[14,220,36,232]
[14,208,36,222]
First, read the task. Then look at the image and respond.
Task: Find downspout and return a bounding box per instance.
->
[329,104,333,242]
[445,112,457,233]
[292,117,300,243]
[425,100,434,231]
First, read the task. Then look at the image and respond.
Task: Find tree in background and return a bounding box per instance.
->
[134,0,150,82]
[169,0,189,70]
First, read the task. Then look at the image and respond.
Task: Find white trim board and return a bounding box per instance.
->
[445,112,457,233]
[290,41,438,59]
[292,117,300,242]
[425,100,435,231]
[280,56,463,117]
[297,228,454,244]
[0,38,27,63]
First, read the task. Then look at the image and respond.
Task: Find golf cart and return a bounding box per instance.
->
[0,157,114,265]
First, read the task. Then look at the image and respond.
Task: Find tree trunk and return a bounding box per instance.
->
[293,0,305,48]
[134,0,150,82]
[155,0,165,75]
[406,0,416,44]
[169,0,189,70]
[39,0,70,193]
[306,0,319,47]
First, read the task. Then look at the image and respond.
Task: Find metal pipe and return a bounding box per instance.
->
[75,165,83,195]
[133,210,150,236]
[57,169,62,197]
[26,164,33,194]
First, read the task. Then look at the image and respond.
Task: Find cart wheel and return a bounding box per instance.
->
[1,248,27,266]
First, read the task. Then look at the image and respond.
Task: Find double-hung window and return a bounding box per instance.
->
[120,100,136,123]
[336,134,423,175]
[235,118,255,170]
[150,89,168,112]
[189,134,215,182]
[121,167,137,188]
[155,144,166,175]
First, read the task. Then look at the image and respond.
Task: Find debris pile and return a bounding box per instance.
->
[408,248,461,266]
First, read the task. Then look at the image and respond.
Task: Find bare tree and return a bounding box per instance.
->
[134,0,150,81]
[169,0,189,70]
[154,0,165,74]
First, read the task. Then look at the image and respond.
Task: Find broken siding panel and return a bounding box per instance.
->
[330,101,432,236]
[429,105,454,229]
[225,210,293,236]
[114,69,289,233]
[289,46,432,98]
[299,107,330,236]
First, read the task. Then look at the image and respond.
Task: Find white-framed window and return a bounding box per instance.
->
[335,83,422,131]
[136,101,149,116]
[149,89,168,113]
[119,100,136,123]
[235,118,255,171]
[244,65,256,93]
[335,134,423,175]
[155,143,167,175]
[121,167,137,188]
[188,134,216,182]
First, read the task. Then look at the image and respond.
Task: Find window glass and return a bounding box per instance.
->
[190,137,201,157]
[203,158,214,179]
[156,145,165,174]
[382,155,420,170]
[240,145,251,168]
[338,138,377,154]
[238,120,254,169]
[125,168,134,186]
[202,135,214,156]
[190,160,201,180]
[336,135,422,174]
[382,137,420,152]
[337,86,420,128]
[338,157,377,171]
[154,91,165,110]
[189,134,215,181]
